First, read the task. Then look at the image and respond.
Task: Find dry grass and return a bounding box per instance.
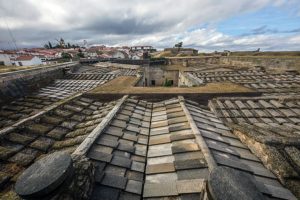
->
[152,51,174,58]
[89,76,254,95]
[228,51,300,57]
[0,65,39,73]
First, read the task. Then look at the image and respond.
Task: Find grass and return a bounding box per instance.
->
[0,62,72,74]
[89,76,254,95]
[0,65,40,73]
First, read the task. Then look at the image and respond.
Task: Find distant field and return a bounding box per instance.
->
[228,51,300,57]
[155,51,300,58]
[198,51,300,57]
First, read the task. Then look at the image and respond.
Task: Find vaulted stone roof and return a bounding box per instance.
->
[0,64,299,200]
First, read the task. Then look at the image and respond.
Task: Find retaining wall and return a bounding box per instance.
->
[0,62,79,106]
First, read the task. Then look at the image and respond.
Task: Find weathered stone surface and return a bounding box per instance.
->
[149,134,171,145]
[117,143,135,153]
[131,161,145,172]
[91,185,120,200]
[172,143,199,154]
[0,171,11,189]
[105,165,126,177]
[8,152,36,166]
[208,166,265,200]
[6,132,35,145]
[111,155,132,168]
[176,179,204,194]
[29,137,54,152]
[177,168,209,180]
[88,151,112,163]
[26,124,52,135]
[174,158,207,170]
[40,115,63,125]
[47,127,69,140]
[101,173,127,189]
[143,182,178,197]
[125,180,143,195]
[55,155,95,200]
[126,170,144,182]
[15,151,73,198]
[285,146,300,169]
[146,163,175,174]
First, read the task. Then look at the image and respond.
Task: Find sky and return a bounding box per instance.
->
[0,0,300,52]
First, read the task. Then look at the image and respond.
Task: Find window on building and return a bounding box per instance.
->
[169,80,174,85]
[151,80,155,86]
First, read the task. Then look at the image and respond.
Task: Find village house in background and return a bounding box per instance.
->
[13,55,42,66]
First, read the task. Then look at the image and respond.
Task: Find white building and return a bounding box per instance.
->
[0,53,13,66]
[14,55,42,66]
[112,51,128,59]
[130,52,144,60]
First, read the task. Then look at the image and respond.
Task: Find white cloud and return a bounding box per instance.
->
[0,0,299,50]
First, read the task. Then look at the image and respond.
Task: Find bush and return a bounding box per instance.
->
[164,79,173,87]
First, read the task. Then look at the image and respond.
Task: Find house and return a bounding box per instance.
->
[112,50,129,59]
[130,46,155,53]
[130,52,144,60]
[86,49,98,58]
[0,53,13,66]
[14,55,42,66]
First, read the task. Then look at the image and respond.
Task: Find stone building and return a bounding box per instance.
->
[0,60,299,200]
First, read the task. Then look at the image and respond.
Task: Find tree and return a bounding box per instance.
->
[60,38,65,47]
[174,42,183,48]
[67,43,71,48]
[44,44,49,49]
[77,49,84,58]
[61,52,71,59]
[174,42,183,53]
[48,41,53,49]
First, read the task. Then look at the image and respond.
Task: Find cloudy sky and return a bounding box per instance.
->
[0,0,300,51]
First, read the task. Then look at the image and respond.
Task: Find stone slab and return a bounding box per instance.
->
[174,158,207,170]
[208,166,265,200]
[125,180,143,195]
[143,182,178,197]
[176,179,204,194]
[131,161,145,172]
[15,152,72,198]
[146,163,175,174]
[177,168,209,180]
[111,155,132,168]
[88,151,112,163]
[91,185,120,200]
[117,143,135,153]
[172,143,199,154]
[126,170,144,182]
[101,173,127,189]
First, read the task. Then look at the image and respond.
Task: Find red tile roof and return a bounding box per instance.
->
[15,55,34,61]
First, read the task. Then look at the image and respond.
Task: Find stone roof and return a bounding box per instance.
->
[208,96,300,198]
[0,96,118,195]
[15,55,35,61]
[189,70,300,95]
[0,64,299,199]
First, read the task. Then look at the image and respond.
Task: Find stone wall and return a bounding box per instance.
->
[178,72,204,87]
[143,65,179,86]
[167,56,300,72]
[221,56,300,72]
[0,62,79,106]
